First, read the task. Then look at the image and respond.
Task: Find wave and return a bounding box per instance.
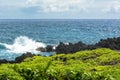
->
[0,36,46,54]
[0,43,6,49]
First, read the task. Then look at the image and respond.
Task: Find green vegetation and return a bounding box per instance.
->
[0,48,120,80]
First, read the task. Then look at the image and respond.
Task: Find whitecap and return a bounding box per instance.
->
[2,36,46,54]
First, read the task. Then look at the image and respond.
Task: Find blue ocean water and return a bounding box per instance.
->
[0,19,120,60]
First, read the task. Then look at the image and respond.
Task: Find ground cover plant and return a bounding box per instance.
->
[0,48,120,80]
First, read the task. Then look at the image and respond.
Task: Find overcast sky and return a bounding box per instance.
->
[0,0,120,19]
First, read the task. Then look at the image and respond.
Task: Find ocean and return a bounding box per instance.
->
[0,19,120,60]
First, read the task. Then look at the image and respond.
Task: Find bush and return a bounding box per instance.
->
[0,48,120,80]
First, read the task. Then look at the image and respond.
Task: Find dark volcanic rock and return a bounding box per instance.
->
[95,37,120,50]
[0,52,36,64]
[55,37,120,54]
[72,41,87,52]
[46,45,54,52]
[36,45,55,52]
[15,52,35,63]
[0,59,8,64]
[55,42,73,53]
[55,42,87,53]
[36,47,46,52]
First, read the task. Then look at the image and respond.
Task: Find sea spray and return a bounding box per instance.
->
[1,36,46,53]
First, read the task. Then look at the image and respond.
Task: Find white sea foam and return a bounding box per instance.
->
[1,36,46,53]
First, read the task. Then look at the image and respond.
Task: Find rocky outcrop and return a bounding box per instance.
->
[36,47,46,52]
[55,42,87,53]
[0,52,36,64]
[36,45,55,52]
[15,52,35,63]
[95,37,120,50]
[46,45,55,52]
[41,37,120,54]
[0,59,9,64]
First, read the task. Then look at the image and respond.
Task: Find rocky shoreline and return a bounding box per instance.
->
[0,37,120,64]
[39,37,120,53]
[0,52,35,64]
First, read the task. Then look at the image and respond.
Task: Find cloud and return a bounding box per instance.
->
[102,1,120,14]
[21,6,39,14]
[26,0,93,12]
[0,0,120,18]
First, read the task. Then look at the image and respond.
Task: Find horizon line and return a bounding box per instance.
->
[0,18,120,20]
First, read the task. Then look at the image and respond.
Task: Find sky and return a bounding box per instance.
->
[0,0,120,19]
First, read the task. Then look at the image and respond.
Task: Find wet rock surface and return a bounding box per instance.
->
[36,47,46,52]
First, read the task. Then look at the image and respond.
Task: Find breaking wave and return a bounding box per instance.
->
[0,36,46,53]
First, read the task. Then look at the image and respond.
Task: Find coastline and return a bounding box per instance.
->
[0,37,120,64]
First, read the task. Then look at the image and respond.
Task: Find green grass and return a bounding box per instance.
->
[0,48,120,80]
